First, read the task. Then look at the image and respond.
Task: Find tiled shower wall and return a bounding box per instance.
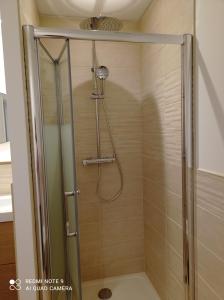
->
[72,39,145,280]
[40,16,145,281]
[140,0,194,299]
[195,1,224,299]
[196,170,224,300]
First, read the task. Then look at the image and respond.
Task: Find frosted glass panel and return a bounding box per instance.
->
[38,41,67,299]
[58,42,81,300]
[37,39,81,300]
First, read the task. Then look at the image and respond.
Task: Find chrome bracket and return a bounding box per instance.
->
[66,222,78,238]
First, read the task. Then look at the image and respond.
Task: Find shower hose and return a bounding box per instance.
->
[92,41,124,202]
[96,97,124,202]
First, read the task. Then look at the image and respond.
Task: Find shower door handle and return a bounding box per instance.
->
[64,190,79,238]
[65,190,80,197]
[66,221,78,237]
[65,191,75,197]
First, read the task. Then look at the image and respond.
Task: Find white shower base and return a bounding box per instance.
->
[82,272,160,300]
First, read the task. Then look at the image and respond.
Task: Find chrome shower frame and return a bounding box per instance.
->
[23,25,194,300]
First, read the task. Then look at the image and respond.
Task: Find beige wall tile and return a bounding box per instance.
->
[103,257,144,278]
[166,218,183,256]
[197,206,224,260]
[197,170,224,218]
[102,239,144,265]
[196,170,224,300]
[166,272,185,300]
[146,267,167,300]
[140,0,193,298]
[197,275,222,300]
[197,242,224,298]
[166,244,183,284]
[143,178,182,225]
[69,36,145,279]
[39,16,146,280]
[101,218,144,247]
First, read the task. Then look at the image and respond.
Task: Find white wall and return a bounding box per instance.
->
[0,1,38,299]
[196,0,224,175]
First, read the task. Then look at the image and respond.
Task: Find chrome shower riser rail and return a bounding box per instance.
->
[33,27,184,45]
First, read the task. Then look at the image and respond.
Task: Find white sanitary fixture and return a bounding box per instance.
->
[0,194,13,222]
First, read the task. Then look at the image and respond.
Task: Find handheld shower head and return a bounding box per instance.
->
[95,66,109,80]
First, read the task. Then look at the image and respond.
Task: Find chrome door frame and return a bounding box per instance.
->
[23,25,194,300]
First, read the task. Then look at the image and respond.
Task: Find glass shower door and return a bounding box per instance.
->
[37,38,81,300]
[57,40,82,300]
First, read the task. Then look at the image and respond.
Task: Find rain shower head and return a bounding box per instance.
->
[80,16,123,31]
[95,66,109,80]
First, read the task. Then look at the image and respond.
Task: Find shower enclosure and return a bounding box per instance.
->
[24,25,194,300]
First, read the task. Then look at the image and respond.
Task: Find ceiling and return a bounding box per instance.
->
[36,0,153,21]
